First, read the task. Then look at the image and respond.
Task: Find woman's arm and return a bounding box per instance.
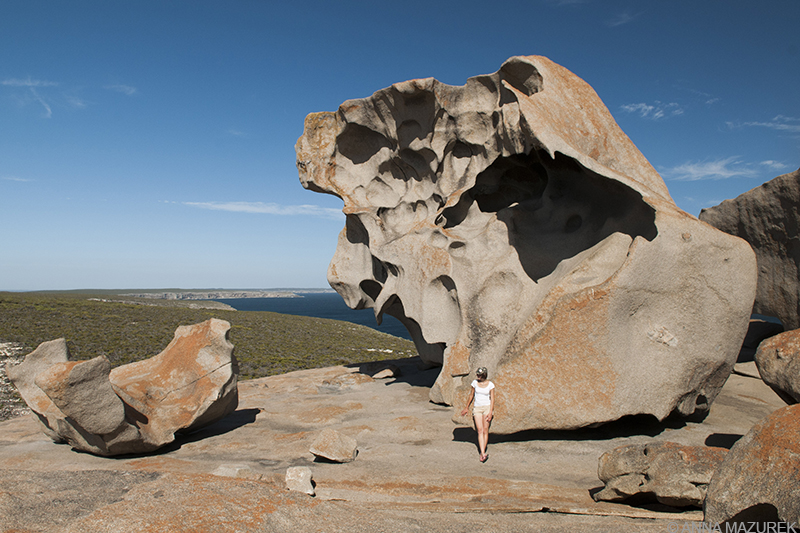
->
[487,388,495,422]
[460,388,475,416]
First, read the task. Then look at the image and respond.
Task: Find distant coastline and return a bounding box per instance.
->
[120,289,336,300]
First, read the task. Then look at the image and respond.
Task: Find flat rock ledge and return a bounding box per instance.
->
[0,356,786,532]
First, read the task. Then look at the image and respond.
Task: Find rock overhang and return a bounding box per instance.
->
[296,55,758,432]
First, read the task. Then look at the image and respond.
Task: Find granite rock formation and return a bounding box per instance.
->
[593,442,727,508]
[704,403,800,524]
[700,168,800,329]
[297,55,757,432]
[6,318,239,456]
[754,329,800,404]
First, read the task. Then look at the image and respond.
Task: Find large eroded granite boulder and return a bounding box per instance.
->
[755,329,800,404]
[296,55,757,432]
[700,168,800,329]
[6,318,238,456]
[593,441,727,508]
[704,403,800,523]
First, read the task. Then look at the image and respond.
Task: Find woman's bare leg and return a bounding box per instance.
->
[474,414,488,458]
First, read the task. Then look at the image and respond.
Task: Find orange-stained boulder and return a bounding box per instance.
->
[110,318,239,448]
[704,403,800,523]
[5,318,238,456]
[296,55,757,432]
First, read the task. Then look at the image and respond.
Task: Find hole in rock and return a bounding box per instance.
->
[371,256,388,284]
[380,295,445,367]
[338,123,393,165]
[359,280,382,303]
[442,149,657,282]
[499,57,544,97]
[345,215,369,246]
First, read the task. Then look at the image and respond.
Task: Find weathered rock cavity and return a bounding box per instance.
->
[296,55,757,432]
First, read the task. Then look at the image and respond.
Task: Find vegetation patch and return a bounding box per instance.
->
[0,291,417,419]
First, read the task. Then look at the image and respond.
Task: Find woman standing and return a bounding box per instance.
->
[460,367,495,462]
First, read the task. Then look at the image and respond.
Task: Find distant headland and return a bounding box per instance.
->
[119,289,335,300]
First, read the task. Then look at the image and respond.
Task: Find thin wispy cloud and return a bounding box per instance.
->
[607,10,640,27]
[104,84,137,96]
[66,95,88,109]
[728,115,800,134]
[4,77,139,117]
[1,77,58,88]
[2,176,33,182]
[761,160,791,171]
[620,101,683,120]
[672,84,720,105]
[227,129,246,137]
[30,88,52,118]
[663,157,760,181]
[2,77,60,117]
[183,201,343,220]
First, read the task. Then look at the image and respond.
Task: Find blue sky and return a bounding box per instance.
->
[1,0,798,291]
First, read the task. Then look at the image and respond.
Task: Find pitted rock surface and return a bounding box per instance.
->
[296,55,757,432]
[5,318,238,455]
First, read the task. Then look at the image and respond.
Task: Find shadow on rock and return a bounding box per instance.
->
[107,408,262,458]
[452,412,706,444]
[704,432,743,449]
[348,357,440,389]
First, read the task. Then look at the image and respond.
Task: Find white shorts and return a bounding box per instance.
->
[473,404,491,417]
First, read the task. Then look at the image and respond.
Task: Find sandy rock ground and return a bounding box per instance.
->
[0,356,785,532]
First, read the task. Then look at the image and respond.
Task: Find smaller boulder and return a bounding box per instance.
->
[755,329,800,404]
[704,403,800,523]
[310,428,358,463]
[594,441,727,508]
[285,466,315,496]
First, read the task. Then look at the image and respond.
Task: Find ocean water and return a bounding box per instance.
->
[215,292,412,340]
